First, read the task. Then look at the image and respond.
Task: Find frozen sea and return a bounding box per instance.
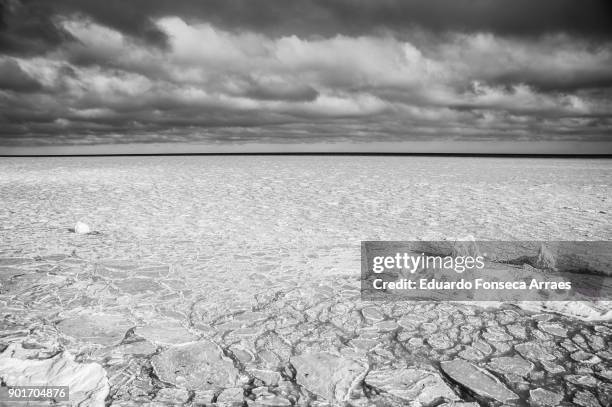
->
[2,156,610,262]
[1,156,611,406]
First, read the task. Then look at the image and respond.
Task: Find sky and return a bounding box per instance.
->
[0,0,611,154]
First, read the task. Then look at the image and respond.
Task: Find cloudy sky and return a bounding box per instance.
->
[1,0,611,153]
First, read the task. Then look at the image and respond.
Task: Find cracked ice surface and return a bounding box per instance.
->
[0,156,611,406]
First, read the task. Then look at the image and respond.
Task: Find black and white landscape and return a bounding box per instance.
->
[1,1,611,406]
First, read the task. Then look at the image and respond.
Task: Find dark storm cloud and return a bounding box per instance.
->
[307,0,612,38]
[0,0,611,149]
[243,82,319,103]
[51,0,169,48]
[3,0,612,57]
[0,58,41,91]
[0,0,74,56]
[52,0,611,39]
[490,71,612,93]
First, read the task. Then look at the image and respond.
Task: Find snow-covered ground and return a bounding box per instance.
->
[2,156,610,259]
[1,156,611,406]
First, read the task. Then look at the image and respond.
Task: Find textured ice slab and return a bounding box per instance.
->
[365,367,459,405]
[152,341,241,390]
[441,359,518,402]
[0,343,109,407]
[291,352,368,403]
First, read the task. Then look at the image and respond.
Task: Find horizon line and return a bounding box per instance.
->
[2,152,611,158]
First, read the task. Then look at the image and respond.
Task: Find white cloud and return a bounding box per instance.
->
[2,16,610,145]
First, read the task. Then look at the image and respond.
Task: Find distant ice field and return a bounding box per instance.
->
[1,156,610,264]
